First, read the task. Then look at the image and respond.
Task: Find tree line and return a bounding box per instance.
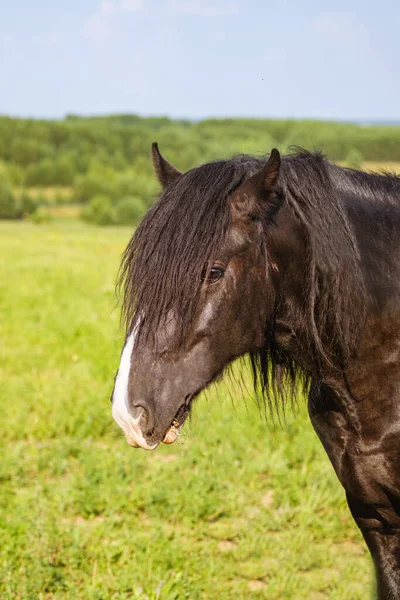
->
[0,114,399,223]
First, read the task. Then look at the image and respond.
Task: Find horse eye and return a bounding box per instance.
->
[202,265,225,283]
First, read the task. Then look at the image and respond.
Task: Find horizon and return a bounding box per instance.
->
[2,112,400,126]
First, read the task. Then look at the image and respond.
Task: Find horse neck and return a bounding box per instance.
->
[269,164,400,374]
[329,165,400,306]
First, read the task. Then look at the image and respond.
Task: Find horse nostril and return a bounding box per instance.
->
[129,401,147,421]
[145,425,155,439]
[128,400,155,439]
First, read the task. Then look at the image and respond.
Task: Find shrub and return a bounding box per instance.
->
[81,195,117,226]
[0,179,18,219]
[114,195,146,225]
[30,206,53,224]
[16,191,38,217]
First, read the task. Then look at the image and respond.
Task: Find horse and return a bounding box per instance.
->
[111,143,400,599]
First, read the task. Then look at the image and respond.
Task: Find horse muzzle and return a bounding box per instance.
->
[111,403,159,451]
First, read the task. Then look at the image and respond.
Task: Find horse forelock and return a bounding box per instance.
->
[118,156,258,347]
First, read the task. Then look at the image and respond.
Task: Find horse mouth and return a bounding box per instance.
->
[162,394,194,444]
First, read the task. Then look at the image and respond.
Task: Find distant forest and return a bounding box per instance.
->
[1,114,400,223]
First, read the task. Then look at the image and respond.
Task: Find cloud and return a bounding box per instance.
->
[84,0,144,42]
[169,1,239,17]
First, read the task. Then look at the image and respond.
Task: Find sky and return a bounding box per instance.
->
[0,0,399,121]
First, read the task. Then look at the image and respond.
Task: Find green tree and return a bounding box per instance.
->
[25,159,54,186]
[74,172,115,204]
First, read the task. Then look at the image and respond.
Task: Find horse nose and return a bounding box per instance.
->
[129,400,146,421]
[128,399,156,437]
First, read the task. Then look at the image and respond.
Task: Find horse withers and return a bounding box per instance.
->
[112,143,400,598]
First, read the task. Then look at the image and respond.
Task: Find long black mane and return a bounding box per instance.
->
[119,149,375,404]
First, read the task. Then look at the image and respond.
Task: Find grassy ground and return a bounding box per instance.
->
[0,221,374,599]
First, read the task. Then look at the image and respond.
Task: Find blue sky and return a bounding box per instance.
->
[0,0,399,120]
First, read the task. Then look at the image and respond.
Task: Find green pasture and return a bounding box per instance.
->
[0,221,373,599]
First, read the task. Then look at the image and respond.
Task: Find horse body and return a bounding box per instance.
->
[310,170,400,598]
[112,145,400,598]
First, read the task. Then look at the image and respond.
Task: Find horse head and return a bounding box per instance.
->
[111,145,286,449]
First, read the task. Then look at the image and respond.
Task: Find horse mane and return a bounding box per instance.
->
[328,161,400,206]
[251,150,367,412]
[119,149,367,409]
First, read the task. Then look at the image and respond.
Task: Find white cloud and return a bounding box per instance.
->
[170,1,239,17]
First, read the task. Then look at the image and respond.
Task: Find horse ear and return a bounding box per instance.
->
[151,143,182,188]
[247,148,281,194]
[232,149,282,220]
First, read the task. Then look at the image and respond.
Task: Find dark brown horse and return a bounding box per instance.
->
[112,144,400,598]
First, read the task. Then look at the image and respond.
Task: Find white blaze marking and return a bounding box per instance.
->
[112,330,136,425]
[112,323,157,450]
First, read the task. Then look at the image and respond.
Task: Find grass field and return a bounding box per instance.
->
[0,221,374,599]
